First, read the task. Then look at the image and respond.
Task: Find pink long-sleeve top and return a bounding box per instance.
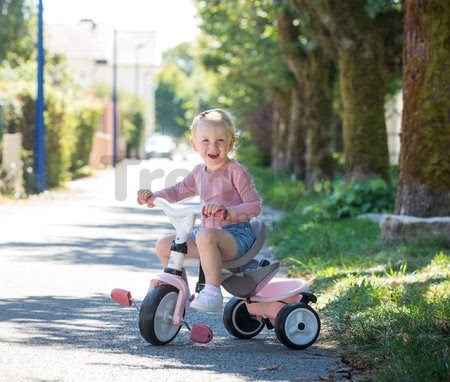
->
[153,160,261,228]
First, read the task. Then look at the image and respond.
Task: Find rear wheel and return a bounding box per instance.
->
[223,297,264,339]
[139,285,182,345]
[275,302,320,350]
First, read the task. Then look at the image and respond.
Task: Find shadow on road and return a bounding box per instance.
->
[0,237,161,270]
[0,205,201,271]
[0,294,332,381]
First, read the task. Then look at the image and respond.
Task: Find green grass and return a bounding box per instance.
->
[256,177,449,381]
[323,253,450,382]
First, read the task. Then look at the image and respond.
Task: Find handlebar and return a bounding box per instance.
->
[153,197,202,217]
[153,197,227,232]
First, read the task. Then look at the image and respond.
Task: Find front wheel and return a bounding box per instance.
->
[275,302,320,350]
[139,285,182,345]
[223,297,265,339]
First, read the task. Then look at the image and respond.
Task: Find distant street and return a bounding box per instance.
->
[0,155,342,382]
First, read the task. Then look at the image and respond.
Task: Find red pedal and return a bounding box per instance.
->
[111,288,133,307]
[190,324,213,344]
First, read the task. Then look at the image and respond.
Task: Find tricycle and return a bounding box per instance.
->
[111,198,320,349]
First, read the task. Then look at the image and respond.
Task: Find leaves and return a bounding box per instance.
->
[194,0,290,115]
[0,0,35,64]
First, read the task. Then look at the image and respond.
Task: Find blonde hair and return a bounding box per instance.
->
[190,108,238,141]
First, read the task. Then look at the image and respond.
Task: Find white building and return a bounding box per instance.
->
[45,21,159,157]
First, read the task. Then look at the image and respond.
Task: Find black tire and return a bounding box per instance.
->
[275,302,320,350]
[223,297,265,339]
[139,285,182,345]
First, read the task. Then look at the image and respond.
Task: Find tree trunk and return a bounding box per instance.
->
[272,89,292,171]
[304,49,334,186]
[288,85,306,180]
[276,6,333,184]
[245,102,273,165]
[292,0,390,181]
[395,0,450,217]
[271,86,306,178]
[339,41,389,181]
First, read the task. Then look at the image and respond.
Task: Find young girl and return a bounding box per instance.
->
[137,109,261,312]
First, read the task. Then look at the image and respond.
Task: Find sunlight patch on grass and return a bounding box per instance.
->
[317,251,450,381]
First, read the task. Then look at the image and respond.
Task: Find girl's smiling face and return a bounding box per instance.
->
[191,119,235,171]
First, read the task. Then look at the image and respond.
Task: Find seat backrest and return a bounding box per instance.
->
[221,262,280,298]
[222,219,266,272]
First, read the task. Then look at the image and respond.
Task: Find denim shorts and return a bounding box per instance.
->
[190,222,256,259]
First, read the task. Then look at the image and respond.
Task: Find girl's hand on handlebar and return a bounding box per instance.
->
[137,189,155,207]
[202,203,228,220]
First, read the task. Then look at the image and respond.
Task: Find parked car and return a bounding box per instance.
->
[144,134,176,160]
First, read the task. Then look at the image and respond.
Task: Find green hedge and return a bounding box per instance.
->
[70,100,102,175]
[1,82,102,193]
[120,94,145,159]
[44,88,72,188]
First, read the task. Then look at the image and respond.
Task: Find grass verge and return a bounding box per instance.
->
[251,166,449,381]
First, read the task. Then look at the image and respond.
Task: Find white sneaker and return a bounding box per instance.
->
[190,289,223,312]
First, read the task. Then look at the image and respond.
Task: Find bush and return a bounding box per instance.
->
[2,82,102,192]
[71,165,94,180]
[21,148,37,194]
[2,84,72,190]
[70,100,102,173]
[329,178,396,217]
[236,130,267,168]
[303,177,397,221]
[0,166,15,195]
[121,95,145,158]
[44,88,73,188]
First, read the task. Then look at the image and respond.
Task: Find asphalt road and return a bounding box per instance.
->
[0,156,343,382]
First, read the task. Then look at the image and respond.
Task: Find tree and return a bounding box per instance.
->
[154,63,191,137]
[195,0,291,162]
[395,0,450,217]
[162,42,195,77]
[154,43,217,137]
[276,3,335,184]
[0,0,34,65]
[292,0,402,181]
